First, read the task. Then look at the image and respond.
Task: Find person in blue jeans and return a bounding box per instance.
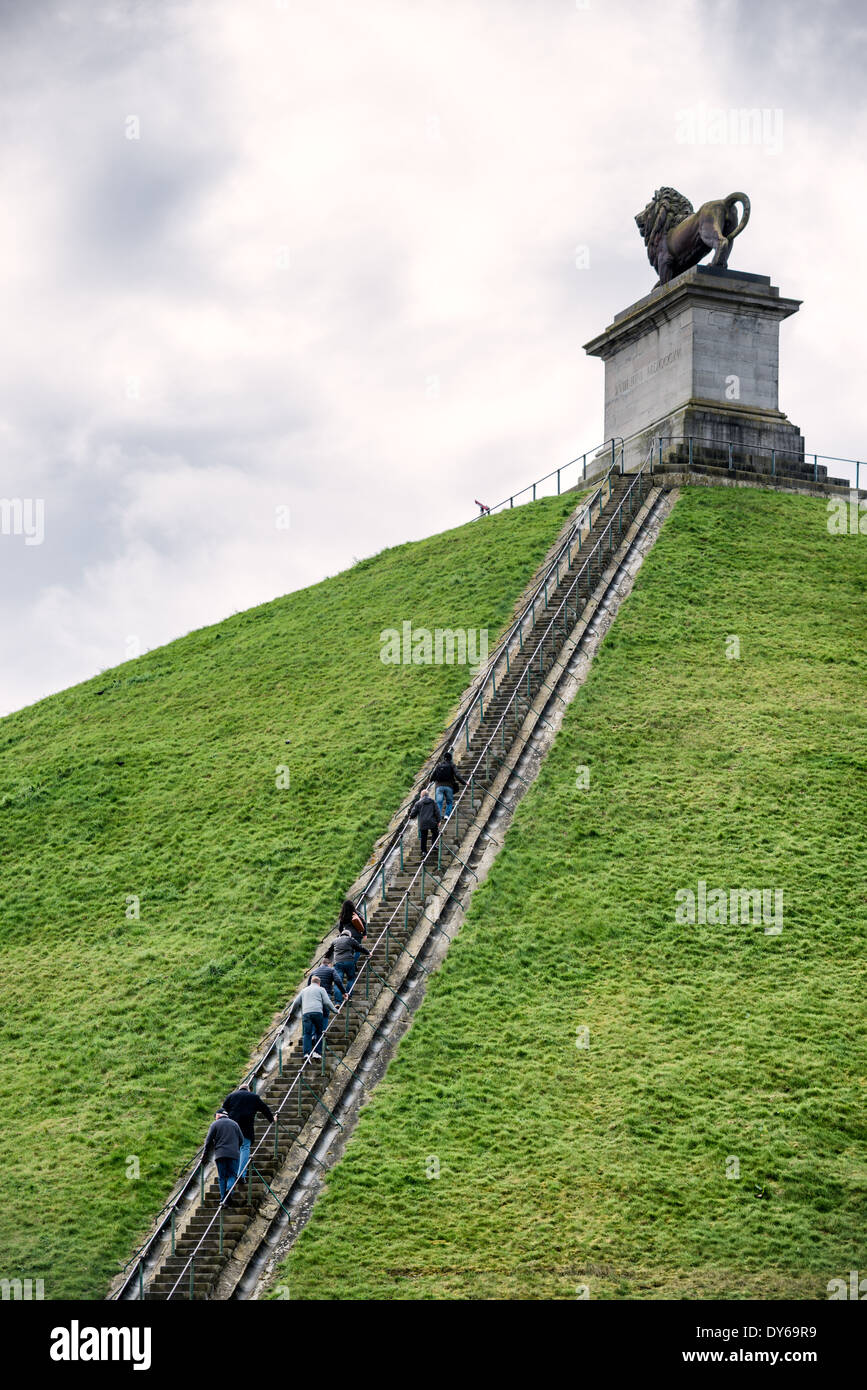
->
[202,1110,244,1203]
[432,749,465,820]
[222,1084,275,1187]
[332,928,368,996]
[288,977,336,1059]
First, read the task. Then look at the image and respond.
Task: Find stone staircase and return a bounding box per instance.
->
[118,466,659,1301]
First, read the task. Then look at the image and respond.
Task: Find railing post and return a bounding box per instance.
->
[814,454,819,482]
[688,436,693,469]
[200,1161,205,1203]
[380,863,386,902]
[657,438,662,471]
[510,496,513,508]
[583,453,587,480]
[532,482,536,500]
[557,467,561,494]
[170,1212,176,1257]
[138,1259,144,1299]
[385,925,390,968]
[772,449,776,477]
[278,1033,283,1077]
[728,442,733,471]
[610,438,615,470]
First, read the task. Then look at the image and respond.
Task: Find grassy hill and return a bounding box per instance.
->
[0,491,579,1300]
[271,484,867,1300]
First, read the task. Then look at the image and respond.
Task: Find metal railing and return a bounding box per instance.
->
[154,455,657,1301]
[476,437,624,515]
[650,435,864,491]
[113,441,643,1301]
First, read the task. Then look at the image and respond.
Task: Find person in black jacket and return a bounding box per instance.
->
[222,1084,275,1187]
[410,785,441,856]
[432,749,465,820]
[338,898,367,972]
[308,958,344,1006]
[332,928,369,995]
[203,1110,244,1202]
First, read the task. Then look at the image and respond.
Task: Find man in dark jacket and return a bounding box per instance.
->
[432,749,465,820]
[203,1109,244,1202]
[222,1083,275,1186]
[332,930,369,996]
[308,958,344,1005]
[410,785,441,856]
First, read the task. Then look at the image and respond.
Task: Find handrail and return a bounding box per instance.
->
[159,457,656,1301]
[477,437,624,516]
[113,443,640,1301]
[350,466,618,894]
[650,435,863,490]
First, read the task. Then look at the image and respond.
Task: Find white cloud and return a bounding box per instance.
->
[1,0,866,715]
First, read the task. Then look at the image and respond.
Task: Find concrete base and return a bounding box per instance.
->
[584,265,803,471]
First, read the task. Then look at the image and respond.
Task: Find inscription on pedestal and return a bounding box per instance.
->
[614,347,683,400]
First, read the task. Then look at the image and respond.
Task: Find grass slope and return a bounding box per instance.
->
[0,492,578,1299]
[274,485,867,1301]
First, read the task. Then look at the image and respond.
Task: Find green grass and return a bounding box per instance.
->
[0,491,579,1299]
[272,485,867,1301]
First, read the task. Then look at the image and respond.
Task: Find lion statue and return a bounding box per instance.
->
[635,187,750,286]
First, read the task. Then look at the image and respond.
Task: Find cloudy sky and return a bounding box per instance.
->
[1,0,865,716]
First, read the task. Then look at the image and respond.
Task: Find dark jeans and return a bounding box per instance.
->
[420,824,438,855]
[216,1156,238,1203]
[302,1010,325,1057]
[333,959,355,994]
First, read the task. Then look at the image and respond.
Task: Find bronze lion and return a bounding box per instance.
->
[635,187,750,286]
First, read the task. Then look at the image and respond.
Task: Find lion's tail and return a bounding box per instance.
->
[725,192,750,239]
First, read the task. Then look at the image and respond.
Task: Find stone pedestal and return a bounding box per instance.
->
[583,266,803,472]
